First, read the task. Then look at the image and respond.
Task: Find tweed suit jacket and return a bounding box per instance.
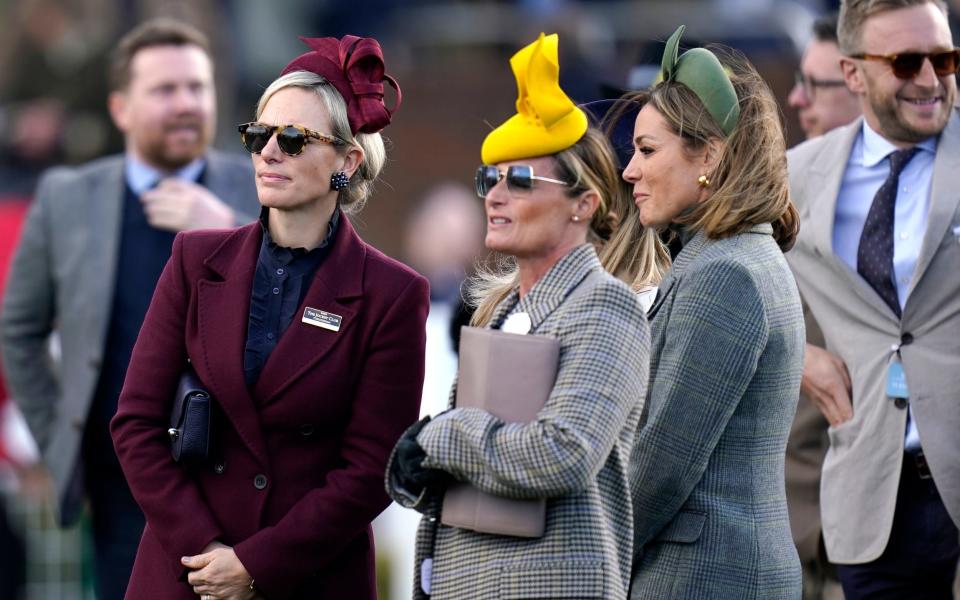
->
[786,112,960,563]
[387,244,651,600]
[0,151,259,525]
[629,224,804,600]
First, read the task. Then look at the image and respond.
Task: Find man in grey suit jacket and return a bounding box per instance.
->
[0,19,258,600]
[786,0,960,596]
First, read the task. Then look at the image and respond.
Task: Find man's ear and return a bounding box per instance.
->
[108,91,129,133]
[840,58,865,95]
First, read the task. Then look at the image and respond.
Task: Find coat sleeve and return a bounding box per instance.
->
[233,273,429,599]
[628,258,768,549]
[415,283,650,499]
[1,173,61,452]
[110,233,225,573]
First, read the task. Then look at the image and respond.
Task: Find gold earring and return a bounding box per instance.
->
[697,174,710,188]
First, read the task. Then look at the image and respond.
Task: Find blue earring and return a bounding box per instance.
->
[330,171,350,191]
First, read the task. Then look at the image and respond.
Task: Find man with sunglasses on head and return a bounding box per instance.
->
[0,18,257,600]
[786,0,960,597]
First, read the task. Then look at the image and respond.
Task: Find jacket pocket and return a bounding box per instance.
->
[652,510,707,544]
[499,561,605,598]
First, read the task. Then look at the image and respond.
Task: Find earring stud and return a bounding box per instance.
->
[697,174,710,187]
[572,215,580,222]
[330,171,350,191]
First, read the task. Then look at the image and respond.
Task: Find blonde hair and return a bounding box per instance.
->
[838,0,947,55]
[629,48,798,251]
[256,70,387,213]
[468,127,669,327]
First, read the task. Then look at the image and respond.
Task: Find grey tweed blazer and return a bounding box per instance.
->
[387,244,650,600]
[629,225,804,600]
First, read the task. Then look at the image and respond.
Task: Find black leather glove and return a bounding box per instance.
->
[395,416,453,493]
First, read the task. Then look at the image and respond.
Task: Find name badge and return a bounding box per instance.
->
[886,360,909,398]
[302,307,342,332]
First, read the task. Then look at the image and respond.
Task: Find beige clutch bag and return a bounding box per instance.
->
[440,325,560,538]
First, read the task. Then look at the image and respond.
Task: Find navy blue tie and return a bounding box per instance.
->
[856,147,919,318]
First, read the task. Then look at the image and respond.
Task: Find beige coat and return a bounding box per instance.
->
[786,112,960,563]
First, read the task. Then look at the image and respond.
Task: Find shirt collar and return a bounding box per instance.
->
[860,120,937,168]
[124,153,206,196]
[259,206,341,264]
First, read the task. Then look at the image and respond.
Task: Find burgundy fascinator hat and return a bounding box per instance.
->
[281,35,401,135]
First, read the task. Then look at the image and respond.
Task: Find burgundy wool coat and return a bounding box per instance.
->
[110,216,429,599]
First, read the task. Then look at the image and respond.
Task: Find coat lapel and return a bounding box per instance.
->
[252,215,365,405]
[517,245,597,333]
[911,108,960,292]
[196,223,270,468]
[803,121,859,265]
[84,159,124,344]
[647,228,710,321]
[805,120,899,320]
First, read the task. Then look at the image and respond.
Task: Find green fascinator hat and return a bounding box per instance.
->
[660,25,740,136]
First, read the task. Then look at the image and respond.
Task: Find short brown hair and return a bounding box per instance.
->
[629,47,799,252]
[813,12,841,44]
[838,0,947,54]
[108,18,211,91]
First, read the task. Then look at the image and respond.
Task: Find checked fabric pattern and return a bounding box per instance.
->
[629,225,805,599]
[856,147,919,317]
[387,244,651,600]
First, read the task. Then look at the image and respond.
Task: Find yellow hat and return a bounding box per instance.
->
[481,33,588,165]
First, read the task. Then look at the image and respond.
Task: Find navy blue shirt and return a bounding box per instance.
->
[243,207,340,386]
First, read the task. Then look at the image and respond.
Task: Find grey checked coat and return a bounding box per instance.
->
[387,244,650,599]
[628,225,804,600]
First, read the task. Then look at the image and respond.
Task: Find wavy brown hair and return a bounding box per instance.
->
[627,48,799,251]
[469,127,669,327]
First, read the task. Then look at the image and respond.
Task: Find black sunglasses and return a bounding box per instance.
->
[238,122,345,156]
[475,165,570,199]
[849,49,960,79]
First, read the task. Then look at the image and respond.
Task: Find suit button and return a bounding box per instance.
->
[894,397,908,410]
[214,462,225,474]
[89,358,102,370]
[900,332,914,345]
[299,424,315,438]
[71,418,84,431]
[253,474,268,490]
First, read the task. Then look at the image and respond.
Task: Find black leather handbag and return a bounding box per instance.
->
[168,364,212,465]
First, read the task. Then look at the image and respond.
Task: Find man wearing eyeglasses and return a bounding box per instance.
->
[786,0,960,597]
[0,19,257,600]
[788,13,862,139]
